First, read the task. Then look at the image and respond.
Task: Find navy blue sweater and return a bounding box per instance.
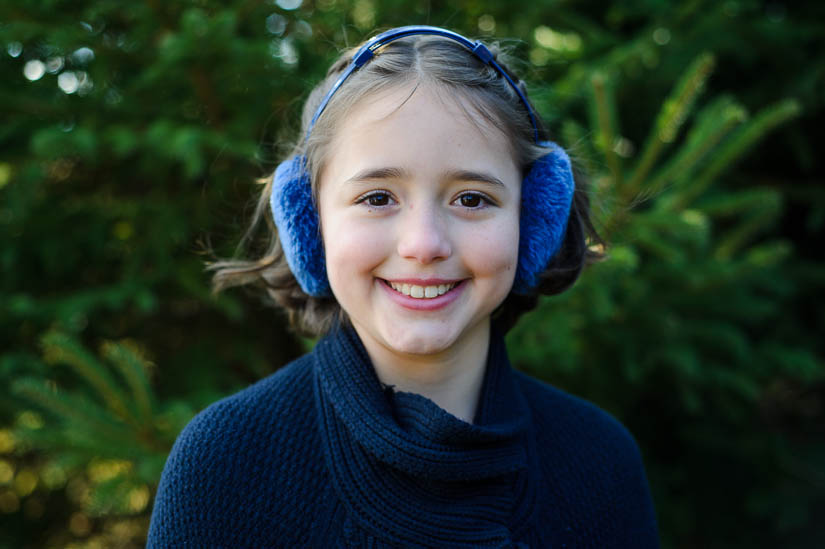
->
[147,325,659,547]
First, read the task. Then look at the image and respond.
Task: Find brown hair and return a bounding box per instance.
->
[208,32,603,336]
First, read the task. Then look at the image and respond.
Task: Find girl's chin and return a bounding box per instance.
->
[379,330,456,356]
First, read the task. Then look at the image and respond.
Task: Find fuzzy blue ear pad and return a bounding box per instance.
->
[270,142,575,298]
[512,141,576,295]
[270,155,332,297]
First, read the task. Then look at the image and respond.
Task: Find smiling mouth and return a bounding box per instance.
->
[382,280,460,299]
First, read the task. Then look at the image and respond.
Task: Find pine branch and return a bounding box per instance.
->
[670,99,802,210]
[11,378,141,451]
[86,475,142,517]
[630,222,685,263]
[628,208,712,263]
[589,71,623,187]
[40,332,138,425]
[15,422,150,462]
[743,241,792,269]
[625,52,716,200]
[646,96,747,200]
[699,189,783,259]
[100,341,156,427]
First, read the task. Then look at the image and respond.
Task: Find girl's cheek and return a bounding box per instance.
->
[324,217,390,276]
[459,222,519,278]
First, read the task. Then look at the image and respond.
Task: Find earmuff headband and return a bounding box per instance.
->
[308,25,541,143]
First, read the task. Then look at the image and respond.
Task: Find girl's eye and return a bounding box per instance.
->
[454,192,492,209]
[356,191,394,207]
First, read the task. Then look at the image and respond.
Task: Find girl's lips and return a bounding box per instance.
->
[383,278,462,285]
[377,278,466,311]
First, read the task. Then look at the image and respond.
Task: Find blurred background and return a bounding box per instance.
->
[1,0,823,547]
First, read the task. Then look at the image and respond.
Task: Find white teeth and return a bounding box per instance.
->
[388,281,457,299]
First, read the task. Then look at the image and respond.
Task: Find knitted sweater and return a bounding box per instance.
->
[147,324,659,548]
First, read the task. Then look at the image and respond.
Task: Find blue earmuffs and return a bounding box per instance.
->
[270,25,575,297]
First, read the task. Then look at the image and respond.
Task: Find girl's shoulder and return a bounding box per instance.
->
[148,354,327,546]
[175,352,317,448]
[513,370,658,538]
[152,352,319,501]
[512,369,646,467]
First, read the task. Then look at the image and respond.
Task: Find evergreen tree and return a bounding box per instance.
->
[1,1,822,547]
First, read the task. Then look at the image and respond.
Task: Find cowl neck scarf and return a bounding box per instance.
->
[313,324,538,548]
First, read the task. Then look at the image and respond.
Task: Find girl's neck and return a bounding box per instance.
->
[352,319,491,424]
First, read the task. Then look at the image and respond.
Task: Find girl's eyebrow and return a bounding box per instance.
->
[345,166,408,183]
[345,167,505,187]
[444,169,505,188]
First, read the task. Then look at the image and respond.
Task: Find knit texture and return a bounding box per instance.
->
[147,325,659,548]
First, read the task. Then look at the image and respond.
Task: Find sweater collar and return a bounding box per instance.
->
[314,323,530,481]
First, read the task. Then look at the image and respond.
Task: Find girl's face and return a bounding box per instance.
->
[318,84,520,359]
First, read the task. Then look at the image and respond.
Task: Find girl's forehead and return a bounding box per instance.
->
[332,82,512,155]
[320,82,521,191]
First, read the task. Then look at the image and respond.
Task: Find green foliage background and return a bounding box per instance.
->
[1,0,823,547]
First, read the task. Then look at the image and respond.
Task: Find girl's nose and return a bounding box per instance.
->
[396,204,452,264]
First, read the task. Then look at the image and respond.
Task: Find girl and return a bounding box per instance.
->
[148,26,659,548]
